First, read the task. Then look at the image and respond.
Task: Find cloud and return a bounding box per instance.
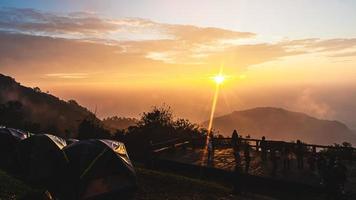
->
[0,7,261,64]
[282,38,356,54]
[329,51,356,57]
[293,88,334,119]
[0,7,253,42]
[0,8,118,36]
[0,7,356,75]
[45,73,89,79]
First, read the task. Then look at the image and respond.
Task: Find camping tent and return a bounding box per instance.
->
[66,138,79,145]
[16,134,68,191]
[0,128,28,172]
[62,139,137,200]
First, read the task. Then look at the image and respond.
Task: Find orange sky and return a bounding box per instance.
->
[0,5,356,129]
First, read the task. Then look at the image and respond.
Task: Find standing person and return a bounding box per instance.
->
[207,136,214,166]
[316,153,327,184]
[232,130,239,147]
[270,148,278,176]
[325,157,346,199]
[232,130,240,163]
[282,143,291,171]
[244,143,251,173]
[260,136,267,162]
[233,161,243,194]
[296,140,304,170]
[334,158,347,195]
[307,152,316,171]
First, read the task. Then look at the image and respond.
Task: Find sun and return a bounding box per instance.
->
[214,74,225,84]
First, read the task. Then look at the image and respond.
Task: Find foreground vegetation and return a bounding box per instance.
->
[0,170,38,200]
[0,168,272,200]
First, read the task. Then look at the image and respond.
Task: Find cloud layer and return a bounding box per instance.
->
[1,7,356,69]
[1,7,356,129]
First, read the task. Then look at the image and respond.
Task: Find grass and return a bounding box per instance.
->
[135,167,272,200]
[0,170,37,200]
[0,168,272,200]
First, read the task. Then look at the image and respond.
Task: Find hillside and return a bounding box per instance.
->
[0,74,97,138]
[203,107,356,145]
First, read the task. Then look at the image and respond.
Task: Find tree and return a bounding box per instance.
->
[0,101,25,128]
[33,87,42,93]
[137,105,173,128]
[124,105,207,159]
[342,142,352,148]
[78,118,111,140]
[68,99,79,106]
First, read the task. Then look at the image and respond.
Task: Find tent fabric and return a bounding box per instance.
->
[66,138,79,145]
[16,134,68,190]
[0,128,28,140]
[62,139,137,200]
[0,128,28,172]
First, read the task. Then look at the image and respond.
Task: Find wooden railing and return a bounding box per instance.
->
[209,137,356,151]
[151,138,190,154]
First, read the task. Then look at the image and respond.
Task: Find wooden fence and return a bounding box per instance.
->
[144,136,355,198]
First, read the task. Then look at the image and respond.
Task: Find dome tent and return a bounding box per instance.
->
[16,134,68,192]
[62,139,137,200]
[0,128,28,172]
[66,138,79,145]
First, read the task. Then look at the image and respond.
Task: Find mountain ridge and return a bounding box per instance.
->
[0,73,97,137]
[202,107,356,145]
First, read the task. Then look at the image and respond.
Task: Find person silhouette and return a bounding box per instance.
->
[232,130,238,148]
[260,136,267,162]
[244,143,251,173]
[307,151,316,171]
[282,143,291,170]
[270,147,278,176]
[296,140,304,170]
[325,156,346,199]
[232,130,240,164]
[207,136,214,166]
[316,153,327,184]
[334,158,347,195]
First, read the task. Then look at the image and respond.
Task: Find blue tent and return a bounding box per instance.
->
[62,139,137,200]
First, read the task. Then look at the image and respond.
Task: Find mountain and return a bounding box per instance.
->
[202,107,356,145]
[0,74,97,138]
[103,116,138,133]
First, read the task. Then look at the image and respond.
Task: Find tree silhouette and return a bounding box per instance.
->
[78,118,111,140]
[123,105,207,159]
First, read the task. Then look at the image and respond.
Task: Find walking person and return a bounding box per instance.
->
[244,143,251,173]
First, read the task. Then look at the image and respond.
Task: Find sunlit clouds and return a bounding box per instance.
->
[45,73,89,79]
[0,6,356,129]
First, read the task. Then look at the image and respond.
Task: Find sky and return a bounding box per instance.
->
[0,0,356,129]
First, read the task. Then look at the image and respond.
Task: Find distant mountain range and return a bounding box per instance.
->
[0,74,97,137]
[202,107,356,145]
[2,73,356,145]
